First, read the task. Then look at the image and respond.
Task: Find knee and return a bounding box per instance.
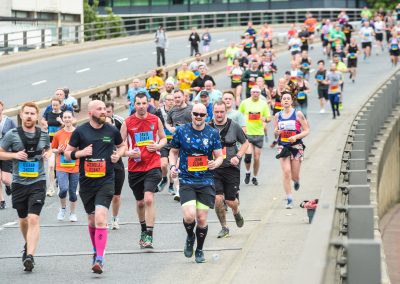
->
[69,191,78,202]
[144,195,154,207]
[215,195,224,205]
[113,195,121,203]
[196,214,207,226]
[137,200,145,209]
[244,154,252,164]
[253,151,261,160]
[27,214,40,226]
[58,188,67,199]
[283,169,291,180]
[161,158,168,169]
[183,211,196,223]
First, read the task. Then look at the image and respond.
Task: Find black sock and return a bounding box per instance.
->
[183,219,196,238]
[169,182,173,188]
[162,176,167,183]
[195,226,208,251]
[140,220,147,232]
[146,226,154,237]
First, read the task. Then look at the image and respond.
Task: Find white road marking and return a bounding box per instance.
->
[76,68,90,73]
[152,51,157,55]
[217,39,225,43]
[116,58,128,63]
[3,221,17,226]
[32,80,47,86]
[186,45,190,48]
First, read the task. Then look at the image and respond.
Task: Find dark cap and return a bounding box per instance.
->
[199,90,209,97]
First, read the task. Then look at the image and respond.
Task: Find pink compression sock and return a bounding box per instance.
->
[95,228,108,258]
[88,225,96,252]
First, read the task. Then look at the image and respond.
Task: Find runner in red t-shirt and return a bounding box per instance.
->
[120,92,167,249]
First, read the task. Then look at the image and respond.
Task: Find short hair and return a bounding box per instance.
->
[317,60,325,65]
[51,96,62,104]
[21,102,39,114]
[223,90,235,97]
[134,92,148,102]
[213,100,227,110]
[195,52,202,56]
[105,102,115,109]
[173,90,184,96]
[63,110,74,117]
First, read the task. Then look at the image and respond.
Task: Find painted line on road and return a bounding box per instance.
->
[0,247,242,259]
[76,68,90,73]
[2,221,17,227]
[217,39,225,43]
[1,219,261,228]
[152,51,157,55]
[32,80,47,86]
[116,57,129,63]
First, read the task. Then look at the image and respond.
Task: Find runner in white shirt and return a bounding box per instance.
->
[373,16,385,54]
[359,21,375,60]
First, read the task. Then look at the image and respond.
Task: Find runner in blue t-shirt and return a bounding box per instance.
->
[169,103,223,264]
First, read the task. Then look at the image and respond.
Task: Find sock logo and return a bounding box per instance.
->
[98,234,103,240]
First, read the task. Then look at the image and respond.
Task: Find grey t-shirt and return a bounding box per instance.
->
[1,128,50,185]
[214,119,247,169]
[227,110,246,128]
[167,104,193,126]
[327,71,342,94]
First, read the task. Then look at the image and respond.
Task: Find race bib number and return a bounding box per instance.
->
[134,131,154,146]
[297,92,306,100]
[330,85,340,93]
[391,44,399,50]
[188,155,208,172]
[274,101,283,110]
[18,160,39,178]
[149,84,159,92]
[292,44,300,50]
[164,128,173,141]
[264,72,273,81]
[248,112,261,121]
[316,75,324,81]
[280,130,296,143]
[302,63,310,69]
[364,33,370,37]
[232,75,241,83]
[60,154,76,168]
[84,159,106,178]
[48,126,60,137]
[349,53,356,59]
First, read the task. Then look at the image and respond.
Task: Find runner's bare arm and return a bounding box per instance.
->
[296,111,310,139]
[156,118,167,149]
[209,149,223,170]
[65,144,92,160]
[0,147,27,161]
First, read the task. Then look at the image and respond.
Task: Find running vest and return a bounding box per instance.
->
[348,45,358,59]
[125,113,161,172]
[277,110,302,146]
[231,67,243,84]
[390,38,399,50]
[16,127,43,178]
[262,62,274,81]
[297,82,307,103]
[47,111,63,137]
[300,58,311,72]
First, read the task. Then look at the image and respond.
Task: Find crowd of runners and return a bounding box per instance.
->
[0,6,398,275]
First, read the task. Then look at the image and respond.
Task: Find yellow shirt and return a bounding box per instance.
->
[177,70,196,91]
[146,76,164,92]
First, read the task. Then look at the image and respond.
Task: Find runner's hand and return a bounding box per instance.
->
[288,135,297,143]
[15,150,28,161]
[111,150,119,163]
[58,144,65,153]
[146,143,159,152]
[208,159,218,170]
[170,167,178,178]
[230,156,240,166]
[274,128,281,136]
[81,144,93,157]
[42,150,52,160]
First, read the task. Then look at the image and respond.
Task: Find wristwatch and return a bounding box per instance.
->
[170,164,176,170]
[236,154,242,159]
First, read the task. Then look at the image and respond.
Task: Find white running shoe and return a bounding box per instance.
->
[320,109,325,114]
[46,185,55,197]
[69,213,78,222]
[57,208,66,221]
[111,218,120,230]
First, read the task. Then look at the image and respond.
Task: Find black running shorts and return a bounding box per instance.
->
[214,167,240,201]
[79,183,114,214]
[12,181,46,218]
[179,184,216,209]
[128,168,162,201]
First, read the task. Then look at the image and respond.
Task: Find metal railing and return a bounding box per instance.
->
[0,8,361,55]
[294,67,400,284]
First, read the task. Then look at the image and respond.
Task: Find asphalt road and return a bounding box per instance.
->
[0,28,287,107]
[0,34,397,283]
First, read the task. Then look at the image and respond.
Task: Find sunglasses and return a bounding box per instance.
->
[192,112,207,117]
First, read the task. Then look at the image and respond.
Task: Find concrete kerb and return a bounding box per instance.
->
[0,23,293,68]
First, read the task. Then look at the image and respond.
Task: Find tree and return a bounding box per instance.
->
[366,0,397,11]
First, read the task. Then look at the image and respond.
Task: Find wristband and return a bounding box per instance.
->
[71,150,77,160]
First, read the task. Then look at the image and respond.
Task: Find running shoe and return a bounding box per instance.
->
[92,260,104,274]
[23,254,35,272]
[46,185,55,197]
[57,208,66,221]
[22,243,27,262]
[142,234,153,249]
[252,177,258,186]
[195,249,206,263]
[286,198,294,209]
[111,218,120,230]
[234,212,244,228]
[217,227,230,238]
[157,178,168,192]
[244,173,251,184]
[339,102,343,110]
[184,235,196,258]
[139,232,146,248]
[92,252,96,266]
[294,181,300,191]
[174,194,180,202]
[168,185,175,195]
[0,200,5,209]
[69,213,78,222]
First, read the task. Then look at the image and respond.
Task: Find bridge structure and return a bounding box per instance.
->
[0,8,399,283]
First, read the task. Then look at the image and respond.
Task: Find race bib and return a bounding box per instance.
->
[264,72,273,81]
[232,75,241,83]
[60,154,76,168]
[84,158,106,178]
[297,92,306,100]
[134,131,154,146]
[330,85,340,93]
[391,44,399,50]
[316,75,324,81]
[364,33,370,37]
[48,126,60,137]
[18,160,39,178]
[335,38,341,45]
[292,44,299,50]
[149,83,159,92]
[280,130,297,143]
[302,63,310,69]
[274,101,283,110]
[164,128,173,141]
[188,155,208,172]
[349,53,356,59]
[248,80,256,88]
[248,112,261,121]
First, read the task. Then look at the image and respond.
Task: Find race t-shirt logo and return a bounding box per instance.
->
[203,139,209,146]
[102,136,112,143]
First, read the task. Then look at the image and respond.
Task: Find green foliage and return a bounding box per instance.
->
[83,0,125,41]
[366,0,397,11]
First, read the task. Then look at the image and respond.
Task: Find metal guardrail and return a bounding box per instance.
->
[294,67,400,284]
[0,8,361,55]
